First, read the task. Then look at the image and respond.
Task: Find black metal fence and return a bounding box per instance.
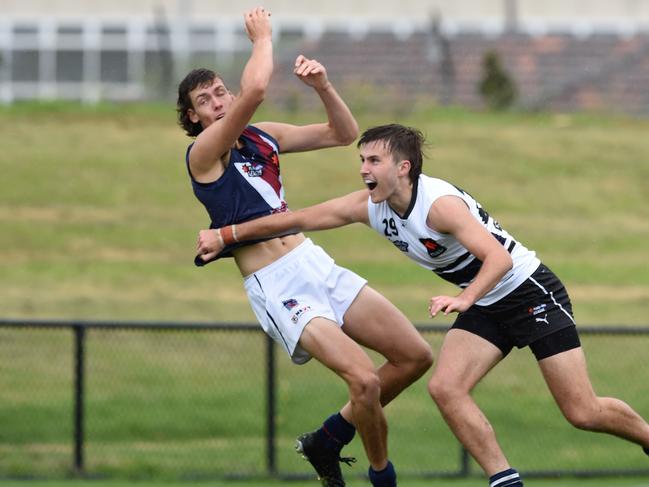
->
[2,319,649,481]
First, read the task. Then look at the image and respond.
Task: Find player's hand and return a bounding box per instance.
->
[429,294,472,318]
[196,229,225,262]
[294,55,330,90]
[243,6,272,43]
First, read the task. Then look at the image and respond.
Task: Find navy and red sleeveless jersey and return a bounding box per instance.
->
[186,125,292,265]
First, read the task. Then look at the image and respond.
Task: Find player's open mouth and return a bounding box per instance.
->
[364,180,377,191]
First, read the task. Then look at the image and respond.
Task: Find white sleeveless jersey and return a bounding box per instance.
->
[367,175,540,305]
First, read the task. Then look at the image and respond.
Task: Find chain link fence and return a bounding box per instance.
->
[1,319,649,481]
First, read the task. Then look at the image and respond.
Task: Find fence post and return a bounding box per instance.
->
[73,325,86,475]
[460,446,470,477]
[266,334,277,475]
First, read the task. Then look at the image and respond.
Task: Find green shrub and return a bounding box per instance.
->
[478,50,517,110]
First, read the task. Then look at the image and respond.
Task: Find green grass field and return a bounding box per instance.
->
[1,103,649,483]
[3,479,649,487]
[1,103,648,324]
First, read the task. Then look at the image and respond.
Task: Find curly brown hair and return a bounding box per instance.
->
[176,68,225,137]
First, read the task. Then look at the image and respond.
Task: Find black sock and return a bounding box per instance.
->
[368,460,396,487]
[489,468,523,487]
[643,446,649,456]
[316,412,356,451]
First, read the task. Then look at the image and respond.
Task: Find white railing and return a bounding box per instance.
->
[1,14,648,104]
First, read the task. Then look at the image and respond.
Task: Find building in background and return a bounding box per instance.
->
[2,0,649,113]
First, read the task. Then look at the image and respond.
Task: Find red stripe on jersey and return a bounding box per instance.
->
[244,128,282,197]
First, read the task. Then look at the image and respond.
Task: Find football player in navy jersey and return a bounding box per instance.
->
[198,123,649,487]
[177,9,432,487]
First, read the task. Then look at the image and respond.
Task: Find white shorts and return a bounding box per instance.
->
[243,239,367,364]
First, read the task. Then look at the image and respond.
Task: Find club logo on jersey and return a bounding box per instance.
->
[241,162,263,177]
[419,238,447,258]
[283,298,299,310]
[391,239,409,252]
[271,201,289,214]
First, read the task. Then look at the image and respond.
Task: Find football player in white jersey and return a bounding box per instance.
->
[178,10,433,486]
[197,123,649,487]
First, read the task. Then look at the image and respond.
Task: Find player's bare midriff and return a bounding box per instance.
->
[233,232,306,277]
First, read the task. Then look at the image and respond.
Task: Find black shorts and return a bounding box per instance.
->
[452,263,580,360]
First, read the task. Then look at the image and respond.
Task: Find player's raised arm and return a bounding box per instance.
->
[255,55,359,153]
[196,190,369,261]
[188,7,273,178]
[427,195,513,317]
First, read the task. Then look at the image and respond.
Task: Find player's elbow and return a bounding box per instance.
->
[340,125,360,146]
[487,247,513,277]
[338,124,360,146]
[338,134,357,147]
[500,251,513,275]
[240,83,267,106]
[327,123,359,147]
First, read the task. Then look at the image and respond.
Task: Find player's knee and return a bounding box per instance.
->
[427,373,458,406]
[397,343,434,383]
[562,403,598,430]
[348,369,381,406]
[395,338,434,378]
[413,343,435,375]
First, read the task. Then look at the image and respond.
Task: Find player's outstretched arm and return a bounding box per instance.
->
[255,55,358,153]
[427,196,513,317]
[196,190,369,261]
[189,7,273,175]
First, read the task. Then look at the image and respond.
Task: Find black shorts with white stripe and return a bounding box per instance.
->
[452,263,580,359]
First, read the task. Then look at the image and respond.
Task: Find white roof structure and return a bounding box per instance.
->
[4,0,649,34]
[3,0,649,106]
